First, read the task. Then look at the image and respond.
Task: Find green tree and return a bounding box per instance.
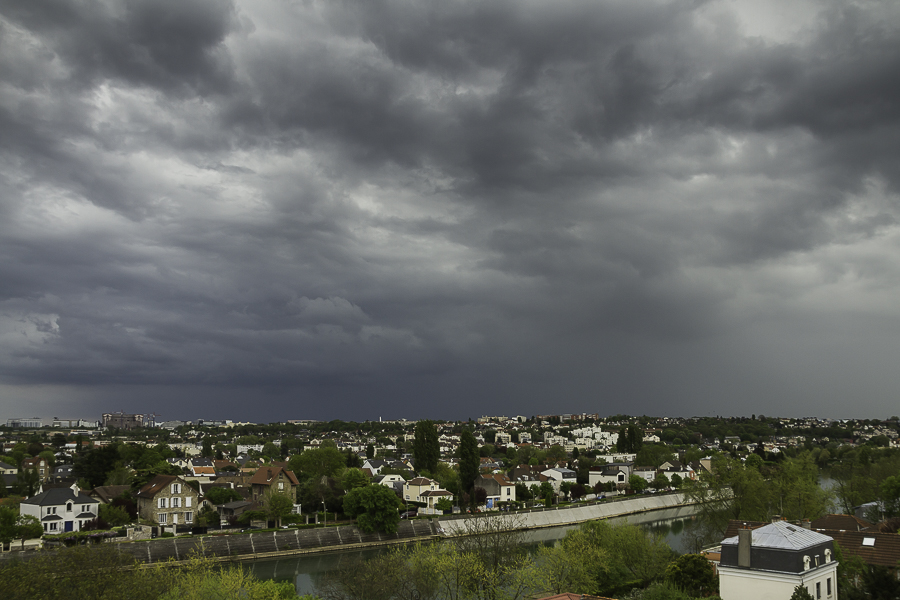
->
[343,484,403,534]
[38,449,56,469]
[459,430,480,503]
[203,486,242,506]
[341,468,370,491]
[290,446,345,482]
[413,420,440,475]
[639,582,694,600]
[13,467,40,498]
[104,465,132,486]
[652,472,670,490]
[0,508,42,551]
[435,497,453,513]
[629,474,648,492]
[196,505,220,528]
[51,433,68,451]
[98,504,132,526]
[261,442,281,461]
[73,444,121,489]
[261,490,294,528]
[557,520,674,596]
[790,584,815,600]
[665,553,718,597]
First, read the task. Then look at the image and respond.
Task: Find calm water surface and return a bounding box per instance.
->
[246,504,701,595]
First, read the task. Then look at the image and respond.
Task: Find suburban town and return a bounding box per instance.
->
[2,412,899,599]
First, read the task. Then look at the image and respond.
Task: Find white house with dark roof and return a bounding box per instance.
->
[20,487,99,533]
[718,521,838,600]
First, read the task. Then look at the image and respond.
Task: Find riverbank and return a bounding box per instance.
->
[3,492,697,566]
[117,491,695,565]
[113,518,441,565]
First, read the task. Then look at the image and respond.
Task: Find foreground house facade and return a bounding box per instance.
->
[719,521,837,600]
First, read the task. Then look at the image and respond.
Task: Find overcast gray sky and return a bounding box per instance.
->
[2,0,900,422]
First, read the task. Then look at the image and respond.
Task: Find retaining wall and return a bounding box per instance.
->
[438,492,692,535]
[115,519,439,564]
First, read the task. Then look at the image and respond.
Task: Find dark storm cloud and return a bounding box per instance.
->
[2,0,900,420]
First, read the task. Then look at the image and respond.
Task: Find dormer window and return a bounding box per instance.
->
[803,555,811,571]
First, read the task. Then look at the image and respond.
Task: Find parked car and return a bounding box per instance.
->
[400,510,417,519]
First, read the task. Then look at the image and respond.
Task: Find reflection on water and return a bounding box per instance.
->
[246,504,702,595]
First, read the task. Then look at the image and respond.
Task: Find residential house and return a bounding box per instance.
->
[372,473,406,496]
[20,487,99,533]
[188,457,217,479]
[718,521,837,600]
[476,474,516,508]
[632,466,656,483]
[249,466,299,502]
[21,456,50,482]
[404,477,449,505]
[89,485,131,505]
[0,461,17,475]
[588,467,628,490]
[541,467,576,493]
[217,500,254,523]
[136,475,201,527]
[479,457,504,472]
[53,464,75,479]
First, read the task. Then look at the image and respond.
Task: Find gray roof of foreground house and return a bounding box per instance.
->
[722,521,833,551]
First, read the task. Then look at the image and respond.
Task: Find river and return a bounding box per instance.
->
[245,504,701,595]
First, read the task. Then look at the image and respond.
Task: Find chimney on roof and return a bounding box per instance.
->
[801,519,811,529]
[738,528,752,568]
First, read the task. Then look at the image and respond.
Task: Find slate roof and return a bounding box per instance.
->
[90,485,131,504]
[136,474,179,498]
[722,520,833,551]
[0,461,17,471]
[811,514,872,532]
[21,487,99,507]
[824,530,900,568]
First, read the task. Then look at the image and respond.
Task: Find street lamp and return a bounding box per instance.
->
[322,501,326,527]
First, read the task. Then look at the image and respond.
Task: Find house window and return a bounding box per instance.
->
[185,497,192,508]
[506,488,511,495]
[159,513,167,524]
[172,497,181,508]
[827,578,832,596]
[171,483,181,494]
[158,498,168,509]
[278,482,284,490]
[185,512,193,523]
[816,582,821,599]
[49,522,57,531]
